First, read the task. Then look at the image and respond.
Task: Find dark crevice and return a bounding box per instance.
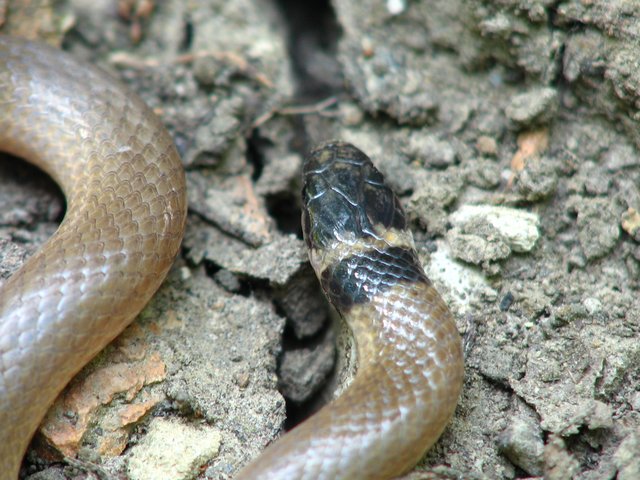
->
[246,130,268,182]
[265,192,303,237]
[551,40,567,86]
[278,320,336,430]
[180,16,194,51]
[246,132,302,237]
[204,260,271,297]
[274,0,344,101]
[0,155,66,227]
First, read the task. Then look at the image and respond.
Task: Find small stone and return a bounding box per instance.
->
[544,435,580,480]
[548,304,587,329]
[450,205,540,253]
[562,31,605,83]
[498,417,544,476]
[409,170,464,235]
[603,143,638,171]
[192,56,226,89]
[506,87,558,126]
[499,292,515,312]
[573,198,620,260]
[127,418,221,480]
[386,0,406,15]
[621,208,640,240]
[510,129,549,176]
[476,135,498,156]
[40,349,167,458]
[447,223,511,265]
[179,266,192,280]
[513,156,558,201]
[587,400,613,430]
[583,297,602,315]
[467,159,501,190]
[340,102,365,126]
[405,134,457,169]
[234,372,250,389]
[613,432,640,480]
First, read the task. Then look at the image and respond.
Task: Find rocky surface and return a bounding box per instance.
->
[1,0,639,479]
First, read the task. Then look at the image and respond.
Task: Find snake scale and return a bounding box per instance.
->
[0,36,463,480]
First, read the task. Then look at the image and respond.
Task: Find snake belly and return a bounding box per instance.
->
[235,141,464,479]
[0,36,187,479]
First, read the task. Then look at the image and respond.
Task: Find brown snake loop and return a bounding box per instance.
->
[0,37,187,478]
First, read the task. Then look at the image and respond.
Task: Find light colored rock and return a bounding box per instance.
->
[426,239,495,311]
[498,417,544,476]
[614,431,640,480]
[505,87,558,125]
[127,417,221,480]
[450,205,540,253]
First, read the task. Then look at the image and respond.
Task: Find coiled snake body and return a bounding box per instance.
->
[0,37,463,480]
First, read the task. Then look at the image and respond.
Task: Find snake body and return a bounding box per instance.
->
[235,142,464,479]
[0,37,463,479]
[0,37,187,478]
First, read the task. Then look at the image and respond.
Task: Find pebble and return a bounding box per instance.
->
[498,417,544,476]
[506,87,558,126]
[127,418,221,480]
[450,205,540,253]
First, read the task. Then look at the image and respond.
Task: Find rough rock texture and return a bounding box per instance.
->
[1,0,640,479]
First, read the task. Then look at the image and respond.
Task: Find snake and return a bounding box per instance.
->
[0,36,464,480]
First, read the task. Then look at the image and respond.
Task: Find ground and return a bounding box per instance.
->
[0,0,639,479]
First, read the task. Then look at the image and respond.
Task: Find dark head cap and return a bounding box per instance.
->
[302,141,406,250]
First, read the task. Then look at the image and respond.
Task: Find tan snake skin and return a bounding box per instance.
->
[0,37,187,478]
[0,37,463,480]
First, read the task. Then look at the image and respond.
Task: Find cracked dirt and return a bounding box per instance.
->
[1,1,639,479]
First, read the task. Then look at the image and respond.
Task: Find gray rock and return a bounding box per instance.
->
[449,205,540,253]
[506,87,558,126]
[498,417,544,476]
[279,328,335,404]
